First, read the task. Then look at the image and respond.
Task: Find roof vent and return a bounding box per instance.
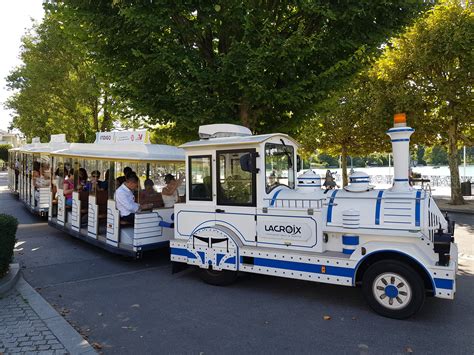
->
[198,124,252,139]
[345,171,373,192]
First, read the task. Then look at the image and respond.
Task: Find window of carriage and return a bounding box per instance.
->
[265,143,295,194]
[217,150,256,206]
[189,155,212,201]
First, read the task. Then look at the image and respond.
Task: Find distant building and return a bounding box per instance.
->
[0,129,25,147]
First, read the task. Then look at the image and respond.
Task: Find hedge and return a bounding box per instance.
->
[0,144,12,163]
[0,214,18,278]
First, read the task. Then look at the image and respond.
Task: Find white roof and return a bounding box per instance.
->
[180,133,299,149]
[51,143,185,162]
[20,142,70,154]
[17,134,69,154]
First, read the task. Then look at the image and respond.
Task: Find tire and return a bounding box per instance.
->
[362,260,425,319]
[199,268,238,286]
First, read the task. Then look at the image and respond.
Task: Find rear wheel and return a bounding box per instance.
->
[199,268,238,286]
[362,260,425,319]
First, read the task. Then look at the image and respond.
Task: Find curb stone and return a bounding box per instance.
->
[0,263,21,297]
[16,277,97,355]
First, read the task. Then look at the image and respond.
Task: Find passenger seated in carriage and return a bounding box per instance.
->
[115,174,153,226]
[78,168,88,190]
[123,166,134,178]
[116,175,126,188]
[33,162,50,189]
[98,169,109,191]
[162,174,184,208]
[84,170,100,193]
[63,168,74,207]
[140,179,164,208]
[32,161,41,186]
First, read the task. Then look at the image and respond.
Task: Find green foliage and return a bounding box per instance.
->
[297,73,393,184]
[415,145,426,166]
[462,147,474,165]
[61,0,429,142]
[298,73,391,157]
[313,153,339,168]
[4,5,122,142]
[425,146,449,166]
[366,153,390,167]
[0,144,12,163]
[369,1,473,203]
[223,176,252,204]
[371,1,473,145]
[0,214,18,278]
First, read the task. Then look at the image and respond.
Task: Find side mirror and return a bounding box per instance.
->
[240,152,259,174]
[297,155,302,172]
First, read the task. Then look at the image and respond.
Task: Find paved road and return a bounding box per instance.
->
[1,173,473,354]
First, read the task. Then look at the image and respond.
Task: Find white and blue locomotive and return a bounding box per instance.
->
[170,114,457,319]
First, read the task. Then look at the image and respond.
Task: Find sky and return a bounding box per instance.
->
[0,1,44,132]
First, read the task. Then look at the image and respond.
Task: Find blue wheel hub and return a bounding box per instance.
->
[385,285,399,298]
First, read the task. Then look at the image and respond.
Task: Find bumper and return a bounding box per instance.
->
[432,242,458,300]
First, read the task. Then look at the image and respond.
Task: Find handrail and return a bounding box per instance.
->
[263,197,324,209]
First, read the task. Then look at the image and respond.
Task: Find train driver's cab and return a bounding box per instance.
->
[175,124,300,247]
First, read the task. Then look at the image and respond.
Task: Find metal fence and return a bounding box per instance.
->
[329,174,473,187]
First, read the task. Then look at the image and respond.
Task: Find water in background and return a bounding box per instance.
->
[306,165,473,197]
[311,165,474,179]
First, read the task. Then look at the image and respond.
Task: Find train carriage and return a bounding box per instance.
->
[48,130,185,258]
[170,115,458,319]
[7,147,20,195]
[15,135,69,215]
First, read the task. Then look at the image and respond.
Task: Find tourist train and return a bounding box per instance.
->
[9,130,185,258]
[8,114,457,318]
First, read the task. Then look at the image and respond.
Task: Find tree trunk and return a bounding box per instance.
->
[239,100,250,129]
[91,97,99,132]
[447,120,464,205]
[341,146,348,187]
[101,92,111,132]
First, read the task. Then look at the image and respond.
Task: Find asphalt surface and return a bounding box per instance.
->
[1,173,473,354]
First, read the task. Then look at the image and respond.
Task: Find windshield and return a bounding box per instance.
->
[265,143,295,193]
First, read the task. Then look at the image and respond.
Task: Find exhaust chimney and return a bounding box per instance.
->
[386,113,414,192]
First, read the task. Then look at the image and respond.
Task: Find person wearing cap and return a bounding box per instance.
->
[162,174,184,208]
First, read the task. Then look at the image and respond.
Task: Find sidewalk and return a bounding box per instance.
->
[434,196,474,215]
[0,277,96,355]
[0,173,93,355]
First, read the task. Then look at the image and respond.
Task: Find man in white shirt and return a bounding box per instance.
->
[115,174,152,225]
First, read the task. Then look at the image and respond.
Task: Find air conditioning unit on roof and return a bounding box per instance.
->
[198,124,252,139]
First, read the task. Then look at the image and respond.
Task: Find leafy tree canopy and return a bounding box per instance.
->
[368,0,473,203]
[297,72,392,185]
[371,0,473,146]
[4,6,128,142]
[62,0,430,142]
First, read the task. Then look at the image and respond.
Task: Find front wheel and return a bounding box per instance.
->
[362,260,425,319]
[199,268,238,286]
